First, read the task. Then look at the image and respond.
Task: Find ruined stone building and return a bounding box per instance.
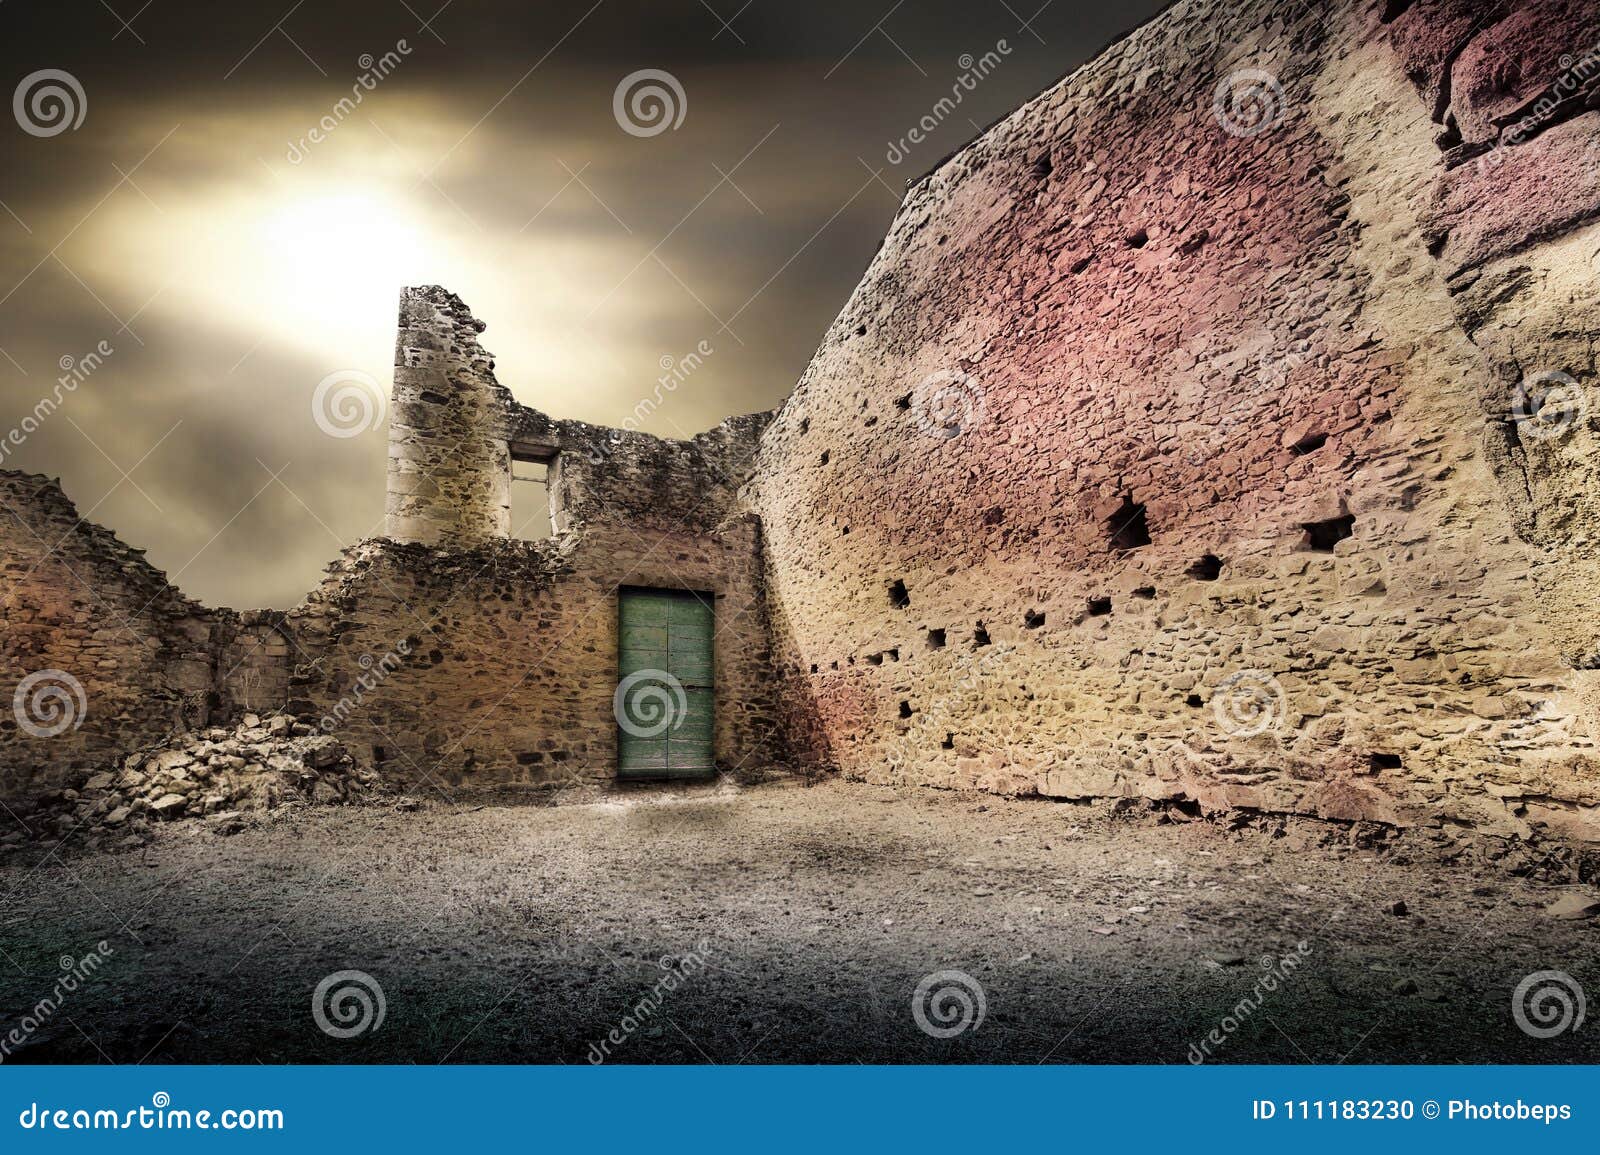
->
[3,0,1599,842]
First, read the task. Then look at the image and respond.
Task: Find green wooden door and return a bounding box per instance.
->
[616,587,714,780]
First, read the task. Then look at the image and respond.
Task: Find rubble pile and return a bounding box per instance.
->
[4,712,382,851]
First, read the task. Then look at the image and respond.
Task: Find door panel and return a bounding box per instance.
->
[617,588,714,780]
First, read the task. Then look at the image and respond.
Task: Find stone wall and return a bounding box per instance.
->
[0,472,293,795]
[0,287,781,803]
[7,0,1599,835]
[333,286,781,790]
[748,0,1600,840]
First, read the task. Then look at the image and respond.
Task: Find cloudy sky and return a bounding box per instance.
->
[0,0,1165,607]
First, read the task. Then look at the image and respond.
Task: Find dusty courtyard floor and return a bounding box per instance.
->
[0,778,1595,1064]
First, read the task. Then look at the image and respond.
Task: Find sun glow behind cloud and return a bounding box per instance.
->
[70,101,674,413]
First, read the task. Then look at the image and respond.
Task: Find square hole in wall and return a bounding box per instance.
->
[511,458,553,541]
[1301,514,1354,552]
[1107,495,1151,550]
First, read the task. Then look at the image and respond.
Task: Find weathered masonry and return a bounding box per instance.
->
[3,0,1600,842]
[1,287,781,797]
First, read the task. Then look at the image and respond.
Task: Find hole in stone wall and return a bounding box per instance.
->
[1187,553,1223,581]
[1380,0,1416,21]
[842,525,851,534]
[927,628,946,649]
[1291,431,1328,456]
[894,393,911,411]
[809,663,818,674]
[1087,597,1112,616]
[1369,752,1404,771]
[1070,254,1094,274]
[373,745,388,766]
[1185,694,1203,708]
[1031,153,1053,180]
[1107,495,1151,550]
[1125,228,1149,248]
[888,648,900,662]
[982,506,1004,526]
[867,653,884,666]
[510,458,553,541]
[799,417,810,434]
[899,700,913,718]
[888,579,910,608]
[516,751,543,765]
[831,660,839,670]
[1024,609,1046,629]
[820,449,830,465]
[941,733,955,749]
[1301,514,1355,552]
[973,622,991,647]
[1132,586,1156,599]
[855,323,867,336]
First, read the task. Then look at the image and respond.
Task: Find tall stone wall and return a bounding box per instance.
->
[749,0,1600,841]
[386,286,516,547]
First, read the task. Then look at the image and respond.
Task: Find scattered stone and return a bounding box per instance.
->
[1208,951,1247,967]
[5,711,384,854]
[1544,893,1600,921]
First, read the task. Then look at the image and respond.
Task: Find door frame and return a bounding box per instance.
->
[615,584,716,782]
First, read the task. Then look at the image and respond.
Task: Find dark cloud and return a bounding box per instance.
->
[0,0,1167,607]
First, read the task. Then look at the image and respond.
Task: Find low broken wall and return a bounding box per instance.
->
[0,472,296,797]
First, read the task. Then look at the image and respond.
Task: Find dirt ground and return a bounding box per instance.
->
[0,777,1595,1064]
